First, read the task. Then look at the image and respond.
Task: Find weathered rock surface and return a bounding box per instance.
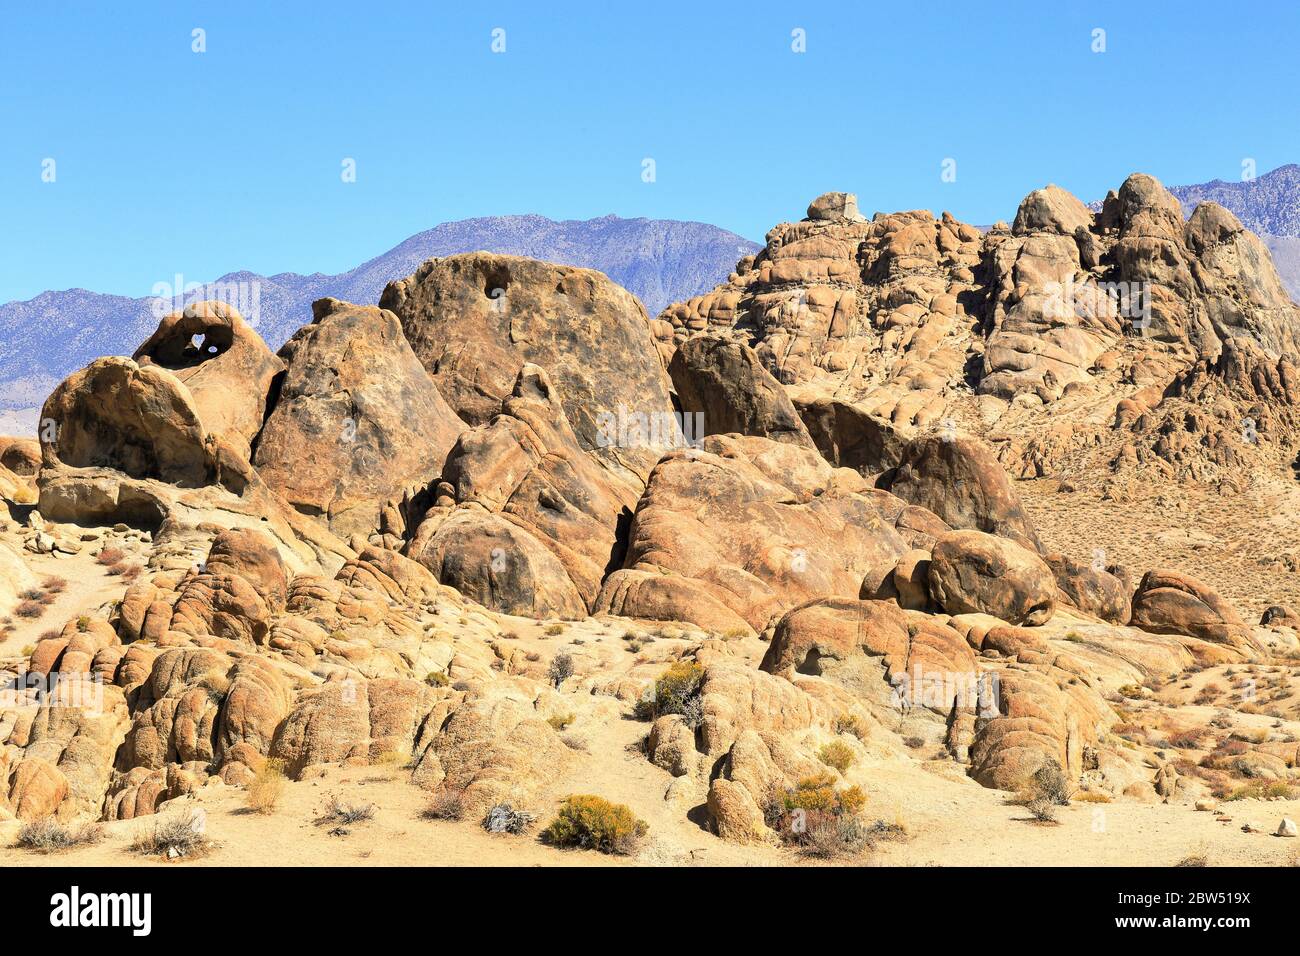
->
[133,301,284,461]
[928,530,1056,626]
[883,435,1043,553]
[1045,552,1131,624]
[381,252,676,486]
[597,435,907,633]
[1130,570,1254,649]
[667,334,815,449]
[252,298,466,538]
[407,365,639,618]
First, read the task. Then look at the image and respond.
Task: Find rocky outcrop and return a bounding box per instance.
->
[406,365,639,619]
[1045,552,1131,625]
[882,435,1043,552]
[39,357,221,488]
[927,530,1056,626]
[381,253,676,486]
[597,435,907,633]
[252,298,466,539]
[656,173,1300,485]
[667,334,815,449]
[133,301,284,461]
[0,437,40,506]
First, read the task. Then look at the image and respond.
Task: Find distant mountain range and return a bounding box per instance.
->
[1166,164,1300,236]
[0,215,760,433]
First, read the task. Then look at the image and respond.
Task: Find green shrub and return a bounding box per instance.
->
[541,795,647,855]
[634,660,705,723]
[818,740,855,773]
[1227,781,1294,801]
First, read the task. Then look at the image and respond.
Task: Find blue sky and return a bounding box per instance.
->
[2,1,1298,303]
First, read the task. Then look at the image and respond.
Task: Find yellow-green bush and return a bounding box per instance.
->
[541,795,647,855]
[818,740,855,773]
[634,660,705,722]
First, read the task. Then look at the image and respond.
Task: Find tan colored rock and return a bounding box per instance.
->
[1130,570,1254,649]
[133,300,284,460]
[407,366,638,619]
[381,252,675,486]
[1045,552,1131,624]
[39,357,219,487]
[706,777,769,843]
[205,527,289,610]
[252,298,466,538]
[668,334,815,449]
[928,530,1056,626]
[599,434,907,632]
[884,434,1043,553]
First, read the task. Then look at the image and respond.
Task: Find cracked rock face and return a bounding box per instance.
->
[381,252,676,487]
[252,298,466,539]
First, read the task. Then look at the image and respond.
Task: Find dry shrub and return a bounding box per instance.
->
[541,795,647,855]
[15,600,44,618]
[42,576,67,594]
[15,818,103,853]
[836,713,871,741]
[246,758,287,814]
[547,653,575,687]
[1227,781,1294,801]
[423,788,466,821]
[96,547,125,566]
[130,811,212,859]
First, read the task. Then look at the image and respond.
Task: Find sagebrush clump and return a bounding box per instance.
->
[246,758,287,814]
[16,818,103,853]
[541,795,647,855]
[634,660,705,725]
[130,812,212,859]
[767,773,871,858]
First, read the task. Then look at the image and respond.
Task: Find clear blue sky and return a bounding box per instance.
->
[2,1,1298,303]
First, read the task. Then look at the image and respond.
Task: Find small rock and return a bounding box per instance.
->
[1277,818,1297,837]
[1195,799,1218,812]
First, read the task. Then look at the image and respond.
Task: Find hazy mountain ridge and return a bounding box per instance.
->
[0,215,760,433]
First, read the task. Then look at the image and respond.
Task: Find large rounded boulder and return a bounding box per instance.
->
[882,434,1043,553]
[380,253,676,485]
[251,298,466,538]
[927,529,1056,625]
[38,356,218,487]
